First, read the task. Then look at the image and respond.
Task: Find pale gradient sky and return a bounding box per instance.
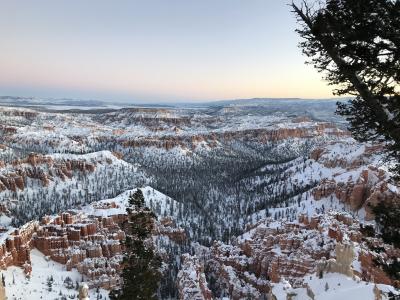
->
[0,0,334,102]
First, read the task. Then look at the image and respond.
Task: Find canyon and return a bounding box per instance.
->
[0,99,397,299]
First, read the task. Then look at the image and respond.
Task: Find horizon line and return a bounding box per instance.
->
[0,94,349,105]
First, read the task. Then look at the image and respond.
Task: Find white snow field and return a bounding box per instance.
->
[3,249,109,300]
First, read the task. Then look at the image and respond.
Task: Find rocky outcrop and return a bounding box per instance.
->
[0,174,25,191]
[93,122,348,151]
[0,126,17,135]
[33,212,126,289]
[311,142,400,219]
[200,210,400,298]
[78,283,90,300]
[316,243,355,278]
[177,254,213,300]
[94,108,192,129]
[158,217,186,243]
[0,197,186,291]
[0,209,132,289]
[0,109,38,120]
[0,221,38,273]
[358,251,395,286]
[0,274,5,300]
[313,171,400,220]
[0,153,98,192]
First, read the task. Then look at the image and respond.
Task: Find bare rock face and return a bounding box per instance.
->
[312,179,337,200]
[177,254,213,300]
[310,148,325,161]
[112,122,347,151]
[309,140,400,223]
[0,275,5,300]
[26,153,45,166]
[0,221,37,270]
[200,210,400,298]
[0,174,25,191]
[0,209,127,289]
[0,196,186,291]
[78,283,90,300]
[311,150,400,220]
[0,153,99,193]
[316,243,355,278]
[0,125,17,135]
[32,212,128,289]
[157,217,186,243]
[358,251,394,286]
[0,109,38,120]
[349,184,367,210]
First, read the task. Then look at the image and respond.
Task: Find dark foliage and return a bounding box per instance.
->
[371,201,400,283]
[129,189,145,209]
[292,0,400,177]
[109,189,161,300]
[372,201,400,248]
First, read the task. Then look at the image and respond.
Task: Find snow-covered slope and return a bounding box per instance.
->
[177,209,400,299]
[4,249,109,300]
[272,273,397,300]
[79,186,181,220]
[0,186,184,299]
[0,102,399,299]
[0,150,148,226]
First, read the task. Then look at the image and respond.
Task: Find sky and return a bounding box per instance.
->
[0,0,335,103]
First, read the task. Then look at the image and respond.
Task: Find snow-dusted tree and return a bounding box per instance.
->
[109,189,161,300]
[129,189,145,209]
[292,0,400,176]
[292,1,400,283]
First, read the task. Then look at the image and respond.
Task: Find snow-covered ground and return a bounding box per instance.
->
[0,186,178,300]
[0,102,398,299]
[3,249,109,300]
[0,150,148,226]
[272,273,398,300]
[2,186,178,300]
[79,186,181,220]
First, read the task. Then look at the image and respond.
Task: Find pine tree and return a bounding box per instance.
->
[372,201,400,248]
[292,0,400,176]
[47,276,53,292]
[292,3,400,283]
[369,201,400,282]
[129,189,145,209]
[109,188,161,300]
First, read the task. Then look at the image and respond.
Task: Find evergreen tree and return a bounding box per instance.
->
[109,188,161,300]
[292,0,400,176]
[369,202,400,283]
[372,201,400,248]
[292,3,400,285]
[129,189,145,209]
